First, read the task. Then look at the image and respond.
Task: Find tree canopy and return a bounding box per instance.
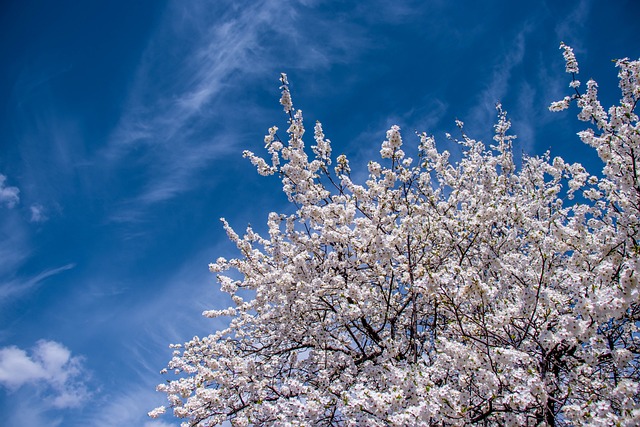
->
[151,45,640,426]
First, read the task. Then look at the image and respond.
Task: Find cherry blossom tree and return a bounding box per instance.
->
[151,45,640,426]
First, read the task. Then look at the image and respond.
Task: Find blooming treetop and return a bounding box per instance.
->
[151,45,640,426]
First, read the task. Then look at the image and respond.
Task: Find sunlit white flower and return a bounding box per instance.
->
[155,48,640,427]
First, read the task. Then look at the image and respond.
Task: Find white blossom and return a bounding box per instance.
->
[560,42,579,74]
[153,46,640,427]
[549,96,571,112]
[148,406,166,418]
[279,73,293,114]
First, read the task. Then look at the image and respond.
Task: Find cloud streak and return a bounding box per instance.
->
[87,383,179,427]
[0,263,75,302]
[103,0,378,223]
[105,1,292,221]
[554,0,592,51]
[468,27,529,135]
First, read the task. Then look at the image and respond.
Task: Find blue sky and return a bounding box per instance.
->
[1,0,639,425]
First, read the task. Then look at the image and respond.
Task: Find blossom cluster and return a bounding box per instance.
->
[153,46,640,426]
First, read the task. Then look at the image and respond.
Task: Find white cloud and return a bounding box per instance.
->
[0,346,47,388]
[0,340,90,409]
[29,204,47,223]
[0,174,20,208]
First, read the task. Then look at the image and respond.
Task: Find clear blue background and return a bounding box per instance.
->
[1,0,639,425]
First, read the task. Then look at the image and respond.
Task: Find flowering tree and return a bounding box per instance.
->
[151,45,640,426]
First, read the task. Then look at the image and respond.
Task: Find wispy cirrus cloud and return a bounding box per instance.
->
[0,263,75,303]
[72,248,229,426]
[104,0,378,223]
[468,27,529,135]
[554,0,592,51]
[105,1,294,221]
[0,213,31,279]
[4,398,64,427]
[86,384,169,427]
